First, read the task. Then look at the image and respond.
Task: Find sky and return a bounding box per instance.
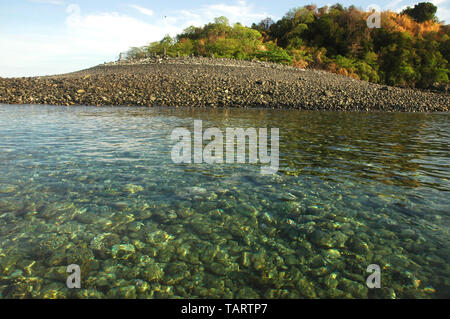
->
[0,0,449,77]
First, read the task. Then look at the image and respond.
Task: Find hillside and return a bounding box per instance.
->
[126,3,449,90]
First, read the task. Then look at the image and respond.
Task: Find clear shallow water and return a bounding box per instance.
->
[0,105,448,299]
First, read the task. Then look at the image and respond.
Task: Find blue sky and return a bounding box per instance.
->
[1,0,449,77]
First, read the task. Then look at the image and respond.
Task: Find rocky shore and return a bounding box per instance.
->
[0,57,448,111]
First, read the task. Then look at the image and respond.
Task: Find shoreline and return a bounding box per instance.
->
[0,57,448,112]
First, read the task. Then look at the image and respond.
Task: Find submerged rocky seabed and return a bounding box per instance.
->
[0,105,449,299]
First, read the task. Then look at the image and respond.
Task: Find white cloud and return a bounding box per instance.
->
[171,0,275,28]
[386,0,404,10]
[64,4,179,53]
[432,0,450,22]
[432,0,448,5]
[130,4,154,17]
[0,1,273,77]
[0,4,180,77]
[28,0,65,5]
[436,7,450,23]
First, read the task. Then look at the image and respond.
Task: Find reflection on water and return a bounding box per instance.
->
[0,105,448,299]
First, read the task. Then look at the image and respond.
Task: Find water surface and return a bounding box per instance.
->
[0,105,448,299]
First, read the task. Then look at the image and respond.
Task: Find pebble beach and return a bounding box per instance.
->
[0,57,448,112]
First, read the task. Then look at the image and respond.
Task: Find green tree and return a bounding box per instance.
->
[414,36,449,87]
[251,17,275,33]
[214,16,230,26]
[126,47,147,59]
[401,2,438,23]
[254,42,293,64]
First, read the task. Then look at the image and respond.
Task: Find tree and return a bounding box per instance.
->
[126,47,147,60]
[214,16,229,26]
[254,42,293,64]
[401,2,437,23]
[252,17,275,32]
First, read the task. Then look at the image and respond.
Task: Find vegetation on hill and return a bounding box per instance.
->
[126,2,449,89]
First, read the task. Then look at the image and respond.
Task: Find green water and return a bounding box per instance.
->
[0,105,448,299]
